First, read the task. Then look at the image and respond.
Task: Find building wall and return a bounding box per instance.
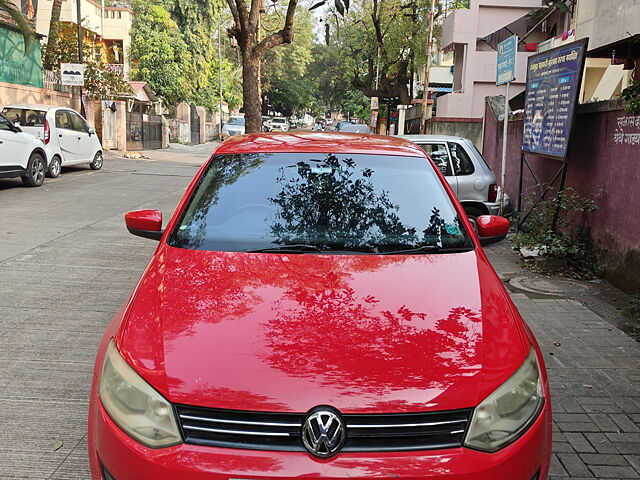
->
[438,0,540,118]
[574,0,640,51]
[35,0,133,76]
[482,99,640,293]
[0,80,77,110]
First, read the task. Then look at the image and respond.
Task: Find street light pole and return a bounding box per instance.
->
[76,0,86,117]
[218,10,224,141]
[419,0,436,134]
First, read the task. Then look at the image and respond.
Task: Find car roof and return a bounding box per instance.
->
[399,134,468,143]
[3,104,62,111]
[215,132,428,157]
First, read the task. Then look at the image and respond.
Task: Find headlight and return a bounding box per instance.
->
[99,340,181,448]
[464,348,543,452]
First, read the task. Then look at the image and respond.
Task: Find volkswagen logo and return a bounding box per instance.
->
[301,408,346,458]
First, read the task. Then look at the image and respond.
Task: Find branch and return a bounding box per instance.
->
[254,0,298,58]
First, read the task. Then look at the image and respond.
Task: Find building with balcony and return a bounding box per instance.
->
[437,0,549,118]
[34,0,133,78]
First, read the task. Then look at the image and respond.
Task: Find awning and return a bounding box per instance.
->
[428,86,453,93]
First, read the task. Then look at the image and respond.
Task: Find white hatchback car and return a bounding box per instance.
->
[2,104,103,177]
[0,112,47,187]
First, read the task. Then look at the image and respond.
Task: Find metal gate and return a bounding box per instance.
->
[127,112,143,151]
[190,103,200,145]
[126,112,163,151]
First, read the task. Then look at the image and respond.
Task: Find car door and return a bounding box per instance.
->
[448,141,483,201]
[416,142,457,195]
[0,114,30,169]
[68,111,94,163]
[55,110,80,164]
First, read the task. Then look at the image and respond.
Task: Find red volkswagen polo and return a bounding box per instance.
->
[88,133,551,480]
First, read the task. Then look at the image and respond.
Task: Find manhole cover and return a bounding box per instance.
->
[508,276,589,298]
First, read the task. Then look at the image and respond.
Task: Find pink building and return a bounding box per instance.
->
[437,0,544,118]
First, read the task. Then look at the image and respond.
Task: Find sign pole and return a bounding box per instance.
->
[500,81,510,215]
[495,34,517,216]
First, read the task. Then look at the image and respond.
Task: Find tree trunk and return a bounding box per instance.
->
[43,0,63,70]
[242,55,263,133]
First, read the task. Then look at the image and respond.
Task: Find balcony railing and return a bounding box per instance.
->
[107,64,125,76]
[42,71,73,93]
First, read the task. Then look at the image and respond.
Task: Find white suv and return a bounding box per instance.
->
[2,105,103,177]
[0,112,47,187]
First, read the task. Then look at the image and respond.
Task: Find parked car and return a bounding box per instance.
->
[0,112,47,187]
[339,123,371,133]
[401,135,507,222]
[270,116,289,132]
[89,132,551,480]
[221,116,245,138]
[2,104,103,177]
[334,120,353,131]
[262,116,272,132]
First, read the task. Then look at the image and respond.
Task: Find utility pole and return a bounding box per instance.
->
[419,0,436,134]
[218,11,224,141]
[76,0,86,117]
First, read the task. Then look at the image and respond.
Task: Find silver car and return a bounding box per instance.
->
[221,116,245,138]
[400,135,507,220]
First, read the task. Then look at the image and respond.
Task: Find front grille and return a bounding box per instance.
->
[175,405,473,453]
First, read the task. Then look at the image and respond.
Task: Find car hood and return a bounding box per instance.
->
[118,244,527,414]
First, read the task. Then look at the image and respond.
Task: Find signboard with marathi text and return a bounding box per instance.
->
[522,38,588,158]
[496,35,518,86]
[61,63,84,86]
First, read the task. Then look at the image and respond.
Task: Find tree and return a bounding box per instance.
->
[43,0,63,69]
[261,7,314,116]
[0,0,35,53]
[130,0,192,105]
[226,0,348,133]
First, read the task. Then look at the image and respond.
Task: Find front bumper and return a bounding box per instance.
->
[88,393,551,480]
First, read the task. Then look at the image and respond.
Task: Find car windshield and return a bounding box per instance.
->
[169,153,473,254]
[227,117,245,126]
[272,118,286,123]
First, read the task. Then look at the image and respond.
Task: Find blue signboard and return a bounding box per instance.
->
[496,35,518,86]
[522,39,588,158]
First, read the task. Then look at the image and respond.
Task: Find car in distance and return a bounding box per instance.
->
[0,112,48,187]
[221,115,246,139]
[262,116,272,132]
[89,132,551,480]
[401,135,507,221]
[339,122,372,134]
[2,104,103,177]
[270,116,290,132]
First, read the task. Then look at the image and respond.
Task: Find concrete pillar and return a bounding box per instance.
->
[396,105,409,135]
[115,100,127,151]
[196,106,206,144]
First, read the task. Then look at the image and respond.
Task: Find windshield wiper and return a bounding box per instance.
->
[379,245,474,255]
[246,244,324,253]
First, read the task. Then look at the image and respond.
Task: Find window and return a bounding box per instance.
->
[0,113,14,131]
[118,11,122,18]
[2,108,46,127]
[418,143,452,176]
[68,111,89,133]
[168,152,472,253]
[448,142,475,176]
[55,110,73,130]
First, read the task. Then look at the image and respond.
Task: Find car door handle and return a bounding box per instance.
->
[59,134,63,138]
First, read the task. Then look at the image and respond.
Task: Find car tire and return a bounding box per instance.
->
[464,206,485,232]
[21,152,46,187]
[90,152,103,170]
[47,156,62,178]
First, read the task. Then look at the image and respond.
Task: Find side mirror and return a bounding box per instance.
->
[476,215,509,246]
[88,127,96,136]
[125,210,163,241]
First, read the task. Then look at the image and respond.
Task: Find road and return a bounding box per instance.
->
[0,143,213,479]
[0,141,639,479]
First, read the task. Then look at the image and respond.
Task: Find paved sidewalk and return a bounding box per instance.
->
[485,243,640,479]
